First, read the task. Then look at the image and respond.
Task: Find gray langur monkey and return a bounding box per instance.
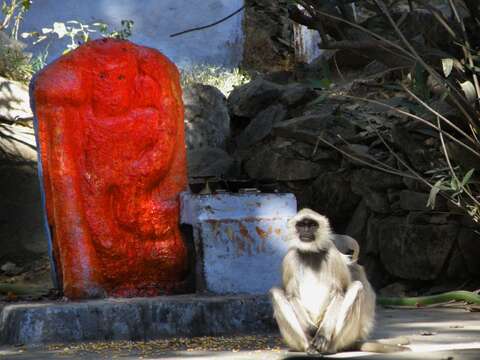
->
[270,209,409,354]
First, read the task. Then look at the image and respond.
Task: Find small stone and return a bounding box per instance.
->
[1,262,23,276]
[379,282,408,297]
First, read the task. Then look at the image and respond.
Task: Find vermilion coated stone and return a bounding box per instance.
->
[32,38,188,299]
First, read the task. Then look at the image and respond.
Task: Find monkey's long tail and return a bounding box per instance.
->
[378,290,480,307]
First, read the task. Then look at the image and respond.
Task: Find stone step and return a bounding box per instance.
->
[0,295,275,346]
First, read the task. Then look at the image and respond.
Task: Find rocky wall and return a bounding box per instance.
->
[198,76,480,292]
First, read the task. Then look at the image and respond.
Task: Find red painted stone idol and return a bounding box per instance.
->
[32,39,188,299]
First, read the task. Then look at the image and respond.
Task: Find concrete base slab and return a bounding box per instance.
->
[2,297,480,359]
[0,295,274,345]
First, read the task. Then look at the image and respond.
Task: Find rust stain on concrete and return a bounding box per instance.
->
[239,223,255,256]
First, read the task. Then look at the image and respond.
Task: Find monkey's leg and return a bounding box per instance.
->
[270,287,311,352]
[327,283,410,354]
[291,297,317,334]
[311,281,365,354]
[331,280,366,351]
[310,292,345,354]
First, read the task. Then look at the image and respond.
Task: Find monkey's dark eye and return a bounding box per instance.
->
[298,218,319,229]
[346,249,355,256]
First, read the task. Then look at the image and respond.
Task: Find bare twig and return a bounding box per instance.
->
[170,6,245,38]
[437,116,480,207]
[310,8,416,62]
[412,0,458,40]
[316,135,418,179]
[401,85,479,148]
[372,0,480,131]
[448,0,480,110]
[340,93,480,158]
[369,120,433,189]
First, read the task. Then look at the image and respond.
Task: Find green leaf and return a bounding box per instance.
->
[413,63,429,98]
[461,169,475,187]
[442,58,454,78]
[459,80,477,103]
[52,22,67,38]
[428,179,444,209]
[450,177,459,191]
[308,78,331,89]
[22,0,31,10]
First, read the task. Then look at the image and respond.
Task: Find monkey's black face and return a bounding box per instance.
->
[295,218,319,242]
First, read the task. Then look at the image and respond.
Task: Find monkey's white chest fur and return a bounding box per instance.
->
[298,267,332,321]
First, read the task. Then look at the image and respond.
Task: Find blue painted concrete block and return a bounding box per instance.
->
[181,192,297,294]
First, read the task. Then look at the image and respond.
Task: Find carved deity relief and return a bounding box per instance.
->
[32,39,188,298]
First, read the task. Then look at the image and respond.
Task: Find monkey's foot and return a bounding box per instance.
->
[310,334,334,354]
[306,345,320,355]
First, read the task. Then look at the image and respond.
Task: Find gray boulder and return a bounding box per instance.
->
[446,244,469,279]
[458,227,480,276]
[187,147,234,178]
[351,169,404,192]
[228,78,283,118]
[0,76,32,122]
[376,216,458,280]
[279,83,316,108]
[236,104,287,149]
[0,123,37,162]
[345,200,370,241]
[399,190,447,211]
[183,83,230,151]
[273,113,357,146]
[308,171,361,230]
[245,148,322,181]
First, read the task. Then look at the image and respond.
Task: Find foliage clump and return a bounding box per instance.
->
[0,39,31,82]
[181,64,251,96]
[288,0,480,223]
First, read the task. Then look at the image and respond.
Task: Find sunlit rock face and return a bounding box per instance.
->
[32,38,188,299]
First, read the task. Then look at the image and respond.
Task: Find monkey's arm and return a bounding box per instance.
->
[310,250,354,353]
[310,290,345,353]
[282,250,299,298]
[282,251,317,333]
